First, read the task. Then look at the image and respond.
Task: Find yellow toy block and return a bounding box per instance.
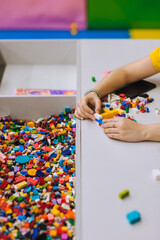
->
[115,108,125,115]
[66,182,72,191]
[103,109,110,113]
[16,181,28,189]
[50,230,57,237]
[62,226,68,232]
[131,102,137,108]
[101,109,118,119]
[27,122,35,128]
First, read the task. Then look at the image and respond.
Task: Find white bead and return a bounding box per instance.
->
[152,169,160,180]
[94,113,102,120]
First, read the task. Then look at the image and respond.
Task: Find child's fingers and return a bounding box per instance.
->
[75,108,84,120]
[106,133,121,140]
[80,101,94,115]
[104,127,119,134]
[101,122,118,129]
[78,105,95,120]
[102,117,120,123]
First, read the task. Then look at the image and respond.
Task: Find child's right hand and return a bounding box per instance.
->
[75,92,101,120]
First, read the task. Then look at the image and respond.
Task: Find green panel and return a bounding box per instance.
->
[88,0,160,29]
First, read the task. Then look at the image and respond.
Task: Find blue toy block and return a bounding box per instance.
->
[96,119,104,125]
[126,210,141,224]
[118,114,126,117]
[15,155,30,164]
[36,169,46,177]
[62,149,71,156]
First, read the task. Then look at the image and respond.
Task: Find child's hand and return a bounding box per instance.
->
[75,92,101,120]
[101,117,147,142]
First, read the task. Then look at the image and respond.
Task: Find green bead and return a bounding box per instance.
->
[9,195,16,201]
[17,196,23,202]
[68,218,75,226]
[126,108,129,113]
[92,76,96,82]
[119,189,130,199]
[31,130,37,134]
[5,141,11,145]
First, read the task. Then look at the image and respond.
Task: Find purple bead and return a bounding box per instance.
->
[57,198,61,205]
[52,199,57,205]
[61,233,68,240]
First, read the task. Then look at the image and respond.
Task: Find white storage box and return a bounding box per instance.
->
[0,39,78,240]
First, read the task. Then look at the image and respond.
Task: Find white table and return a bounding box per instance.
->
[76,40,160,240]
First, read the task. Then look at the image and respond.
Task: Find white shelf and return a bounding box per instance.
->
[0,64,76,95]
[0,40,77,95]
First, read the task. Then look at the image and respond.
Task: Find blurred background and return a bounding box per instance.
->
[0,0,160,39]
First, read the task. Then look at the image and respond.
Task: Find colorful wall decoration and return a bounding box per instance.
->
[0,0,86,30]
[87,0,160,29]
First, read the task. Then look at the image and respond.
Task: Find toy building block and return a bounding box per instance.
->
[0,179,8,189]
[16,181,28,189]
[115,108,125,115]
[103,109,110,113]
[0,151,7,163]
[15,175,26,184]
[101,109,118,119]
[96,119,104,126]
[94,113,102,120]
[155,108,160,115]
[92,76,96,82]
[152,169,160,180]
[119,189,130,199]
[27,178,38,185]
[126,210,141,224]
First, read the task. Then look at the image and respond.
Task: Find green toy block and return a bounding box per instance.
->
[119,189,130,199]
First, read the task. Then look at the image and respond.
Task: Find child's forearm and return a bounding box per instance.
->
[143,123,160,141]
[94,55,158,99]
[94,68,129,98]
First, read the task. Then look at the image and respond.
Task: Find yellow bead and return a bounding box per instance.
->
[51,209,60,216]
[27,169,37,176]
[50,230,57,237]
[16,181,28,189]
[45,162,50,167]
[21,193,28,197]
[6,209,12,215]
[6,184,11,190]
[27,122,35,128]
[62,226,68,232]
[66,182,72,190]
[68,231,72,237]
[51,125,55,130]
[6,222,12,227]
[54,222,59,227]
[1,226,6,231]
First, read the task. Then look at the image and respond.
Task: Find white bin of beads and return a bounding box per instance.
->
[0,40,78,240]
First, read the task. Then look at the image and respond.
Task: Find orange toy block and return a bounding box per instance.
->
[101,109,118,119]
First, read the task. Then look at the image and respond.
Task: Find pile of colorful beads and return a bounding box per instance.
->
[102,93,154,118]
[0,108,76,240]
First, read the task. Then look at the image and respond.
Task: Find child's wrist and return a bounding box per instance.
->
[141,124,150,141]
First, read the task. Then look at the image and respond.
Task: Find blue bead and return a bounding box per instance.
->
[15,155,29,164]
[36,169,46,177]
[62,149,71,156]
[126,210,141,224]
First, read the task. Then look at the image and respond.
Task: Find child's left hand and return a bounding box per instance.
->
[101,117,147,142]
